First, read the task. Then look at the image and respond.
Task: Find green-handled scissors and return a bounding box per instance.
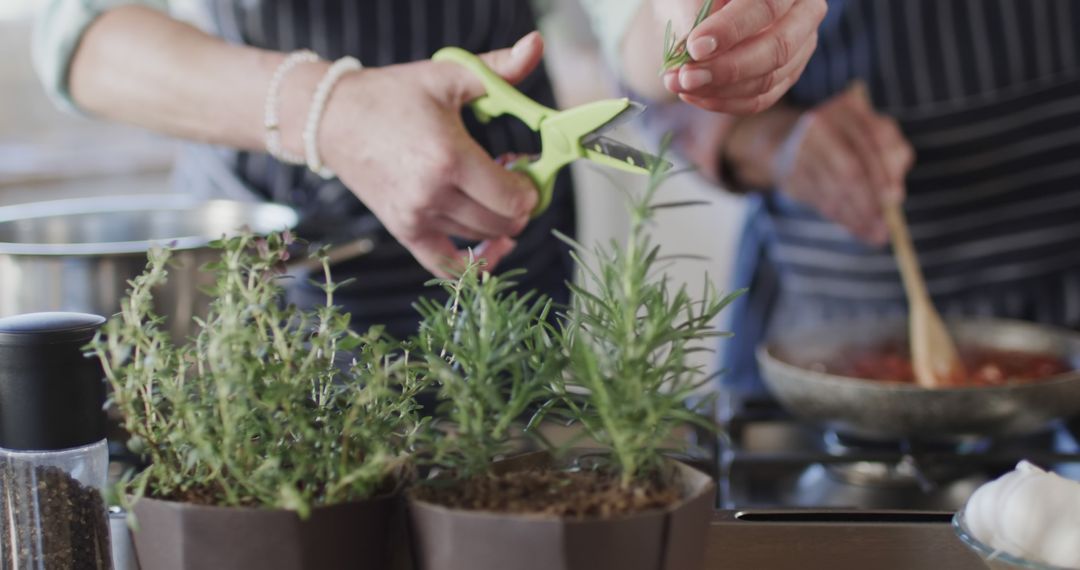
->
[432,47,671,215]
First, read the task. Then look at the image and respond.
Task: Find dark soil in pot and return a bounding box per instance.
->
[411,468,680,517]
[0,462,112,569]
[408,453,715,570]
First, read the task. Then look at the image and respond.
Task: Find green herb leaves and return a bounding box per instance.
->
[661,0,715,74]
[94,234,426,514]
[415,259,562,479]
[549,141,742,487]
[418,141,742,489]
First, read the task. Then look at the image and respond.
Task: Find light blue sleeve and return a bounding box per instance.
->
[576,0,646,70]
[33,0,169,114]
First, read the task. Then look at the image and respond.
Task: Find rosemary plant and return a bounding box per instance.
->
[551,149,742,488]
[661,0,715,73]
[414,257,562,479]
[93,233,426,517]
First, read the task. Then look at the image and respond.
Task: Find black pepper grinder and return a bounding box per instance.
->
[0,312,113,570]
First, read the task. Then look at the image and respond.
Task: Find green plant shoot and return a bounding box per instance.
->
[661,0,715,74]
[92,233,427,517]
[551,142,743,488]
[414,256,562,479]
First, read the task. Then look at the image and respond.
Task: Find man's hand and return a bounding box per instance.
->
[317,33,545,277]
[769,83,915,244]
[660,0,826,114]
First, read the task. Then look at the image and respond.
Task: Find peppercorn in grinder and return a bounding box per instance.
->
[0,312,112,569]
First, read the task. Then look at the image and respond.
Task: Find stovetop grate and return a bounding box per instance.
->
[714,396,1080,509]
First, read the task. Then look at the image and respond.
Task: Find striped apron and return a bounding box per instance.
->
[172,0,575,340]
[724,0,1080,396]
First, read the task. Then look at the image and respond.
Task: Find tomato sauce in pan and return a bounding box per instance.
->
[829,345,1071,386]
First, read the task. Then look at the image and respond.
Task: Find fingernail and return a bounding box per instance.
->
[688,36,718,60]
[679,68,713,91]
[663,72,680,93]
[511,32,535,58]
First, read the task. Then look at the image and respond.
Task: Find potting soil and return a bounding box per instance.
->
[412,469,680,518]
[0,461,112,569]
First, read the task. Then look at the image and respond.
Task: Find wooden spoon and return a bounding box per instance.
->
[882,203,965,388]
[850,81,964,388]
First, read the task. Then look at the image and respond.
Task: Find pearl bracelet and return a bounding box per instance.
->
[303,56,363,179]
[264,49,318,165]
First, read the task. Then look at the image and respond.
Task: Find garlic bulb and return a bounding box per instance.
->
[964,461,1080,569]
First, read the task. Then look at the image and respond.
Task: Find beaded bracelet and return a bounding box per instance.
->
[303,56,363,179]
[264,49,319,165]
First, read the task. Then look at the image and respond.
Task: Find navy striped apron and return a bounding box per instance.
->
[724,0,1080,397]
[172,0,575,340]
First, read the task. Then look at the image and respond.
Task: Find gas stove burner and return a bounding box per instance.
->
[824,457,927,488]
[715,393,1080,510]
[822,429,994,456]
[789,463,987,511]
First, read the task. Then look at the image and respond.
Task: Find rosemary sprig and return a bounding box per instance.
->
[661,0,715,74]
[545,139,743,488]
[93,233,427,516]
[414,256,563,479]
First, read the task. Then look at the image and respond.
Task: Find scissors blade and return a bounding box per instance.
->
[587,100,647,138]
[581,135,673,172]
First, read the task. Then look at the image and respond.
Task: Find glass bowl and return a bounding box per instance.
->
[953,511,1076,570]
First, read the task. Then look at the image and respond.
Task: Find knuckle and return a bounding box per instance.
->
[749,94,770,114]
[401,209,425,232]
[772,30,793,68]
[722,17,746,48]
[763,0,784,22]
[413,188,441,212]
[759,70,778,94]
[397,221,423,242]
[719,57,742,84]
[428,147,458,180]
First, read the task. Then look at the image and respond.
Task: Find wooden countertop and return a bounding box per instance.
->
[706,511,987,569]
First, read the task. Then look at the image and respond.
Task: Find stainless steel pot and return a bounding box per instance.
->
[0,194,298,340]
[757,318,1080,440]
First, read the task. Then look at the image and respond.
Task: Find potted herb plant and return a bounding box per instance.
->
[92,233,426,570]
[407,156,739,570]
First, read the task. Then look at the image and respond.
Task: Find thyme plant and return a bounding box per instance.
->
[93,233,426,517]
[414,258,562,479]
[661,0,715,73]
[552,151,742,488]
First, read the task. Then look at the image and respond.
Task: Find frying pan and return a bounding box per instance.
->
[757,318,1080,440]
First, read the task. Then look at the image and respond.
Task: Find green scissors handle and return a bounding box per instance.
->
[434,46,630,215]
[432,47,554,129]
[433,46,650,216]
[433,47,561,213]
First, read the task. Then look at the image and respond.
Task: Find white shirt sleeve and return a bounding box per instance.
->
[577,0,646,70]
[33,0,168,114]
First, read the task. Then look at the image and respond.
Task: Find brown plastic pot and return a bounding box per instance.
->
[130,494,406,570]
[407,453,715,570]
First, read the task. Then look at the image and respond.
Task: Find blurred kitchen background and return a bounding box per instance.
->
[0,0,746,374]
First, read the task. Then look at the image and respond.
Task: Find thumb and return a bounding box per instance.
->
[436,31,545,105]
[480,31,544,87]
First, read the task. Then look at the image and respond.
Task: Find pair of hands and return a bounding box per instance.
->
[317,0,826,276]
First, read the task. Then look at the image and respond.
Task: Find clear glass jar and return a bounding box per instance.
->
[0,439,112,569]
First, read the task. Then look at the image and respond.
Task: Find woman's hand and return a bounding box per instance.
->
[659,0,826,114]
[771,84,914,244]
[308,33,545,277]
[70,7,543,278]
